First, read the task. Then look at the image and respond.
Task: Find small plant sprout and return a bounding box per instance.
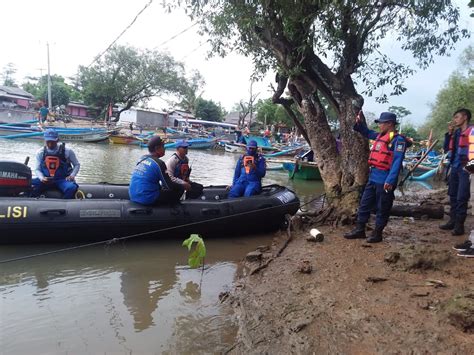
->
[182,234,206,269]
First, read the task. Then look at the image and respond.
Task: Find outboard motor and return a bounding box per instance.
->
[0,161,32,196]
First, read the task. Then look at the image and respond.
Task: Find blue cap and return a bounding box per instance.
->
[375,112,398,124]
[247,140,258,148]
[44,129,59,141]
[176,140,190,148]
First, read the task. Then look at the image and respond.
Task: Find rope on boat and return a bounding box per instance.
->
[0,193,325,264]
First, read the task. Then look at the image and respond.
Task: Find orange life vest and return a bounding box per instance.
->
[44,156,61,177]
[450,126,474,165]
[243,155,255,174]
[468,128,474,161]
[368,131,397,171]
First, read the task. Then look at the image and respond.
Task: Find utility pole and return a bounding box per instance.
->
[47,42,52,108]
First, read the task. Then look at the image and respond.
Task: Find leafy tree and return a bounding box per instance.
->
[400,122,423,143]
[77,45,187,119]
[255,98,303,127]
[421,74,474,141]
[174,1,469,214]
[388,106,411,120]
[255,98,278,126]
[177,70,206,113]
[421,46,474,142]
[1,63,18,87]
[22,75,78,107]
[194,97,224,121]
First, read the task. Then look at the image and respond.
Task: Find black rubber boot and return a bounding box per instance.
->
[366,226,384,243]
[451,216,466,236]
[344,223,366,239]
[439,211,456,230]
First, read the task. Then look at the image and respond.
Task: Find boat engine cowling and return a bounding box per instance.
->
[0,161,32,196]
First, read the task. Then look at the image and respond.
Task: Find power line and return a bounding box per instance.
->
[87,0,154,68]
[155,22,198,49]
[180,41,206,60]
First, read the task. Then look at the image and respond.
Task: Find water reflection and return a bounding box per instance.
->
[119,252,177,332]
[0,236,269,353]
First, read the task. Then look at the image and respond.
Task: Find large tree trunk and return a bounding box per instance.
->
[289,76,369,218]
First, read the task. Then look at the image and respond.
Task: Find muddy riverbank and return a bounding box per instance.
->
[225,189,474,354]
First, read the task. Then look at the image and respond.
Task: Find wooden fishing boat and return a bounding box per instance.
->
[0,124,110,143]
[109,134,148,145]
[165,138,217,150]
[282,161,322,180]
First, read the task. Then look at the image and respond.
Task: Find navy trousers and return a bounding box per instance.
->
[448,167,470,220]
[357,181,395,228]
[31,177,78,199]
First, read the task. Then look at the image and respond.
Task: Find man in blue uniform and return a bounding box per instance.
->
[32,128,80,199]
[129,136,185,205]
[440,108,472,236]
[344,112,409,243]
[228,140,266,198]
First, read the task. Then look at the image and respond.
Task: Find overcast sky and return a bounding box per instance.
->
[1,0,472,126]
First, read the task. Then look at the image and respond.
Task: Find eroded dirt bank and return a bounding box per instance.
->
[225,190,474,354]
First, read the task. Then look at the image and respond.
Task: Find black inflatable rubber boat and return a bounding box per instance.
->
[0,161,300,244]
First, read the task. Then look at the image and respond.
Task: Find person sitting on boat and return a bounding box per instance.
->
[228,140,266,198]
[344,111,410,243]
[165,140,203,199]
[31,129,80,199]
[129,136,185,205]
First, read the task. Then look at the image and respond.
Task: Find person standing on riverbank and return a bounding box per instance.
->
[166,140,203,199]
[129,136,184,205]
[228,140,266,198]
[344,111,409,243]
[38,102,49,123]
[31,129,80,199]
[440,108,472,236]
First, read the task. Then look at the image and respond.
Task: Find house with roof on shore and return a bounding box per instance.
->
[0,85,35,109]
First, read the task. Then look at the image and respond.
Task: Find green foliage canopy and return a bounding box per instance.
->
[77,45,187,118]
[177,70,205,113]
[421,46,474,141]
[22,74,79,107]
[178,0,469,105]
[194,97,224,121]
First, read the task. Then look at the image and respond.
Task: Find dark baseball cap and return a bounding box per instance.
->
[147,136,164,152]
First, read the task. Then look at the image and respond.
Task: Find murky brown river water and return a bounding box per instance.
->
[0,139,327,354]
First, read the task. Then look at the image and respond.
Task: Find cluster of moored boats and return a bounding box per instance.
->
[0,119,446,183]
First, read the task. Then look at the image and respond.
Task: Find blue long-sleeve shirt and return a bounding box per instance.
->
[354,122,407,186]
[232,154,266,185]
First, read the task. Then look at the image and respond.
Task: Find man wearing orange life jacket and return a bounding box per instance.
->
[440,108,473,238]
[344,112,410,243]
[228,140,266,198]
[165,140,204,199]
[31,129,80,199]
